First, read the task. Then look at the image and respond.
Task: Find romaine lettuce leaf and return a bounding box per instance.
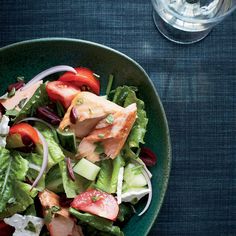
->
[69,208,124,236]
[20,152,45,191]
[110,86,148,158]
[35,123,64,169]
[95,160,113,193]
[45,164,64,193]
[0,182,37,219]
[59,160,90,198]
[15,83,50,122]
[0,148,29,214]
[95,155,124,193]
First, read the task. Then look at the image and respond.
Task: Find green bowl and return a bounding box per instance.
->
[0,38,171,236]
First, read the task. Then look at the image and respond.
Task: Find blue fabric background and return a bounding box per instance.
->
[0,1,235,235]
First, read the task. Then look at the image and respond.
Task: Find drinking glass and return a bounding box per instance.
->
[151,0,236,44]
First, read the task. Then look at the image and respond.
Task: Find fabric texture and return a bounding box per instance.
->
[0,1,235,235]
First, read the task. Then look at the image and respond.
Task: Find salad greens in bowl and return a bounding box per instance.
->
[0,38,171,236]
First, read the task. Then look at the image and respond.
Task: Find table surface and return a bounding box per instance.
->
[0,1,235,235]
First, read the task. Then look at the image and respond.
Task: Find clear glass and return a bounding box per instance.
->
[151,0,236,44]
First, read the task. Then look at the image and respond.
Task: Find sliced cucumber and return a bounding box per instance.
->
[123,163,147,187]
[73,158,101,181]
[57,129,77,153]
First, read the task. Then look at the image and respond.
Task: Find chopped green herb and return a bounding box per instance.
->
[17,76,25,82]
[51,206,61,212]
[95,142,104,155]
[106,114,114,124]
[18,98,27,109]
[98,134,105,139]
[8,87,16,98]
[77,98,84,105]
[24,221,36,233]
[91,195,100,202]
[44,205,61,224]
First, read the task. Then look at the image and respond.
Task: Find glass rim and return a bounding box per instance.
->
[151,0,236,24]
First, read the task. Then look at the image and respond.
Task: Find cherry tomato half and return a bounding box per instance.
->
[59,67,100,95]
[71,189,119,221]
[8,123,40,146]
[46,81,80,108]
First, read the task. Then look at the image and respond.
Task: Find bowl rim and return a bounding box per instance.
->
[0,37,172,235]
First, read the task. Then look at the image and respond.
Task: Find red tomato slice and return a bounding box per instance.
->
[9,123,40,145]
[46,81,80,108]
[0,220,15,236]
[71,189,119,221]
[59,67,100,95]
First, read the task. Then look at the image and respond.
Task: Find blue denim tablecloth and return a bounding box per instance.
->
[0,1,235,235]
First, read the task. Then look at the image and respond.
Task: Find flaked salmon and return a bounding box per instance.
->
[38,190,83,236]
[0,81,42,110]
[78,103,137,163]
[59,92,123,138]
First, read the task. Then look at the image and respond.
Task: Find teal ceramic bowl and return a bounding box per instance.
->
[0,38,171,236]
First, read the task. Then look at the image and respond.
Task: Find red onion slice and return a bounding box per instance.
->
[21,65,77,91]
[18,117,54,130]
[66,157,75,181]
[30,129,48,190]
[138,169,152,216]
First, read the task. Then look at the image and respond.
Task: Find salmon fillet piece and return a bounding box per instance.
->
[59,92,123,138]
[39,190,83,236]
[0,80,43,110]
[78,103,137,162]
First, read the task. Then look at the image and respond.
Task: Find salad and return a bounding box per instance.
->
[0,65,157,236]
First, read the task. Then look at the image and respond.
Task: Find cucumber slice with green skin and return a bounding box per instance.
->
[57,129,77,153]
[73,158,101,181]
[123,163,147,187]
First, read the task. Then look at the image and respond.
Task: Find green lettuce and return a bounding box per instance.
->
[69,208,124,236]
[110,86,148,158]
[59,160,90,198]
[15,83,50,122]
[0,182,37,219]
[35,123,64,169]
[20,152,45,191]
[45,164,64,193]
[0,148,37,218]
[95,155,124,193]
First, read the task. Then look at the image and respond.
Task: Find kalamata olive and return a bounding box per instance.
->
[0,103,6,119]
[36,106,61,126]
[18,135,35,153]
[22,135,34,146]
[140,147,157,167]
[70,106,78,124]
[7,81,25,92]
